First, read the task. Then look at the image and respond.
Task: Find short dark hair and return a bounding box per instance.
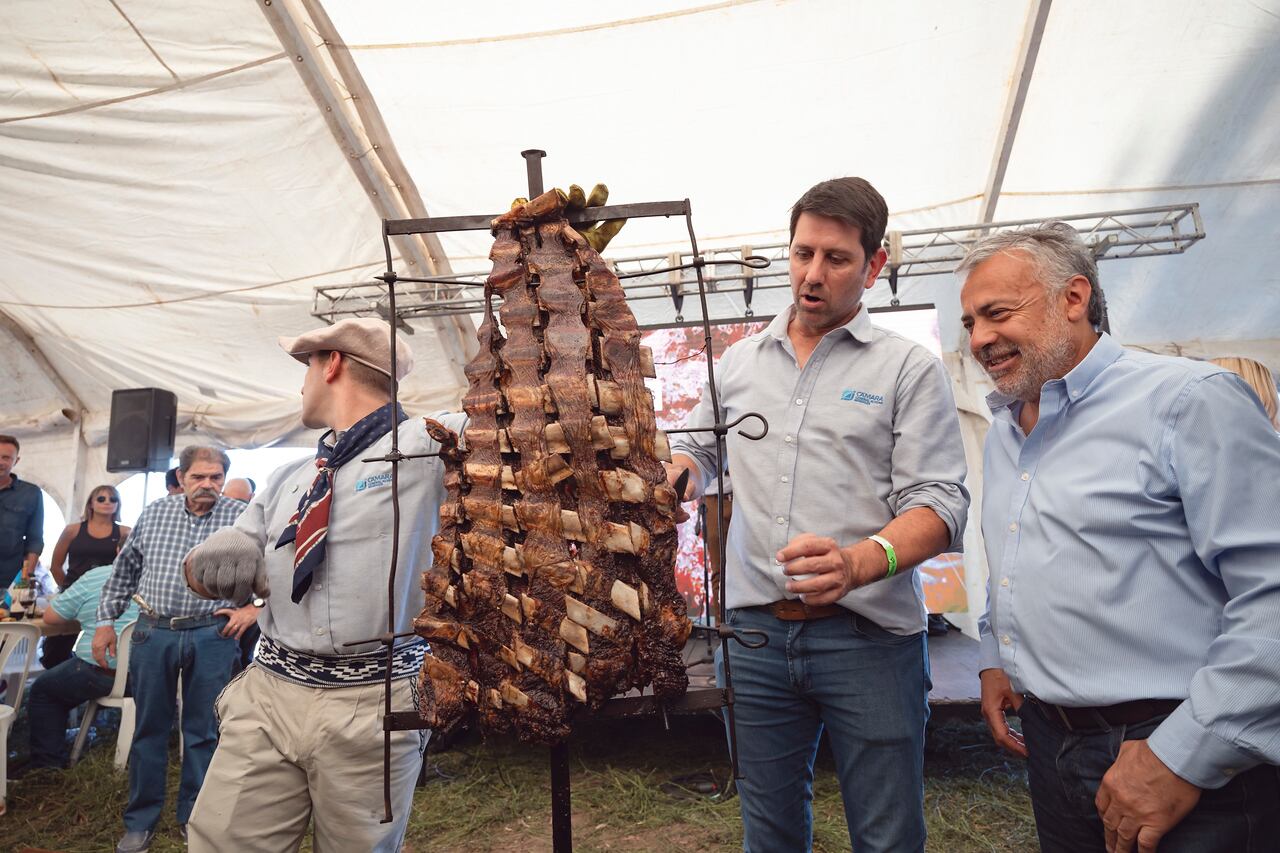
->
[165,467,180,489]
[0,434,19,452]
[789,177,889,261]
[314,350,393,398]
[246,477,257,492]
[179,445,231,475]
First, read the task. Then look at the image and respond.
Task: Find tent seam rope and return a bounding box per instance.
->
[0,52,287,125]
[0,257,407,311]
[344,0,768,50]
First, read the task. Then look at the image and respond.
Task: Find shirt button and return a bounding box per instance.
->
[1020,472,1030,481]
[795,398,804,405]
[1001,635,1011,645]
[1008,522,1018,533]
[1223,768,1236,777]
[780,475,789,483]
[315,583,323,590]
[1000,577,1009,587]
[776,516,786,524]
[784,435,793,443]
[314,627,325,636]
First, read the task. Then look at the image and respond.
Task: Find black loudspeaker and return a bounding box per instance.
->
[106,388,177,473]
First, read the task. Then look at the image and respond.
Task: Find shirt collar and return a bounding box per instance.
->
[765,304,874,344]
[985,333,1122,416]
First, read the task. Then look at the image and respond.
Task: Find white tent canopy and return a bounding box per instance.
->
[3,0,1278,521]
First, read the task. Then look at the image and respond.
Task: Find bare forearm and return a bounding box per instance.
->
[842,506,951,579]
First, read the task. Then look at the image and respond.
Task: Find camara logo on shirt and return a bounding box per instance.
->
[840,388,885,406]
[354,473,393,492]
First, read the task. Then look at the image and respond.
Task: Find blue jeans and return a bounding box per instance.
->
[124,619,237,831]
[1021,699,1280,852]
[27,656,117,768]
[716,607,930,853]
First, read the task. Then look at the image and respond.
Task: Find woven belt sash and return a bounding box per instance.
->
[255,634,427,689]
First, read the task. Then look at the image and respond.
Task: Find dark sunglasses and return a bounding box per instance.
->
[95,495,119,503]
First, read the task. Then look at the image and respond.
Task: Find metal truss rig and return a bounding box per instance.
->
[313,203,1204,329]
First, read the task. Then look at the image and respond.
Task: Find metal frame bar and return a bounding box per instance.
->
[363,152,770,848]
[978,0,1054,225]
[314,203,1204,330]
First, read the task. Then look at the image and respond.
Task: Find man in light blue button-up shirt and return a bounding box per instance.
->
[669,178,969,853]
[961,223,1280,853]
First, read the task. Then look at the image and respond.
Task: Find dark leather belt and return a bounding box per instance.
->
[1030,696,1181,732]
[753,600,846,621]
[140,613,226,631]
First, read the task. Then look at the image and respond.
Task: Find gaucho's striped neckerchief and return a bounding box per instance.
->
[276,402,408,602]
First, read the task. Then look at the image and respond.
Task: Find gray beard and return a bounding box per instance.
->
[992,319,1077,402]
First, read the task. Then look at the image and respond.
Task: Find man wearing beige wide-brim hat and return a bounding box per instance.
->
[184,317,467,852]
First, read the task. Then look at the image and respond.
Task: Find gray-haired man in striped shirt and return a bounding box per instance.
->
[94,445,253,853]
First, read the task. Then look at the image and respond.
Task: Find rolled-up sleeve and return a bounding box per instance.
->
[1146,372,1280,788]
[668,380,723,494]
[887,357,970,550]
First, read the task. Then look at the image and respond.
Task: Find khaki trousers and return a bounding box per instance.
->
[187,665,427,852]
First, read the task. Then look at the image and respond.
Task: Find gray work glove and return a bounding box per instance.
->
[184,527,269,604]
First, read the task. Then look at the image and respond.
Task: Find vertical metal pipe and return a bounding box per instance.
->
[682,202,743,779]
[522,149,546,197]
[379,221,399,823]
[550,742,573,852]
[521,148,574,851]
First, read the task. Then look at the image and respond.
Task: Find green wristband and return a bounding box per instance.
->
[867,535,898,578]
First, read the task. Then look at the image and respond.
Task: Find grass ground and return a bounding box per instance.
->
[5,712,1036,852]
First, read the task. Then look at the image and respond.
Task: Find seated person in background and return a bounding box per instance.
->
[164,467,183,496]
[42,485,130,668]
[26,563,141,771]
[1209,356,1279,431]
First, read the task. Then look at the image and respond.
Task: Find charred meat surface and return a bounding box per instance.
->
[416,190,691,743]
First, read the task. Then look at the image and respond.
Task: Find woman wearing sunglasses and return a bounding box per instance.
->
[48,485,131,591]
[41,485,133,667]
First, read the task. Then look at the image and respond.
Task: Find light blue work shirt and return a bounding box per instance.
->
[979,333,1280,788]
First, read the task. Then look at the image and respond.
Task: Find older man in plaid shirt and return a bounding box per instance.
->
[93,445,256,853]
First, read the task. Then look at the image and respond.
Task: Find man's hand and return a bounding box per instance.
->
[185,527,268,604]
[776,533,886,606]
[1096,740,1201,853]
[979,668,1027,758]
[91,625,117,669]
[509,183,627,253]
[663,458,703,524]
[215,604,262,640]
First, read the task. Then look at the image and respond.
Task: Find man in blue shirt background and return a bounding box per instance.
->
[0,434,44,589]
[960,222,1280,853]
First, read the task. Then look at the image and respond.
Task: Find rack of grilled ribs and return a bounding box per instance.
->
[415,189,692,744]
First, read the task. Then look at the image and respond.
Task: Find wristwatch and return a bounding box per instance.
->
[250,596,266,608]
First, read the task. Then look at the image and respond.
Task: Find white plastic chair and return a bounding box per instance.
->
[69,620,137,769]
[0,622,41,815]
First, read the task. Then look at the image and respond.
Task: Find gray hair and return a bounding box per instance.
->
[957,221,1108,330]
[178,445,231,475]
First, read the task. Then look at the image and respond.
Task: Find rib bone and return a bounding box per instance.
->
[565,595,620,635]
[611,580,642,621]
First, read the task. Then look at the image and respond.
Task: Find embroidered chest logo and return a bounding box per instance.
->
[354,472,393,492]
[840,388,885,406]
